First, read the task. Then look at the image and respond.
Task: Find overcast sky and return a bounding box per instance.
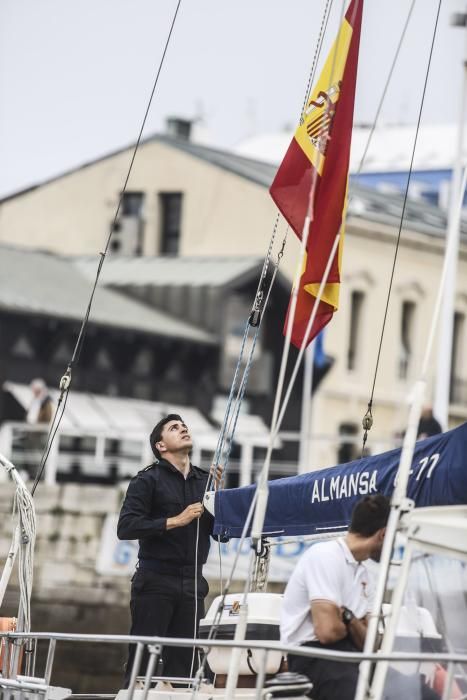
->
[0,0,465,197]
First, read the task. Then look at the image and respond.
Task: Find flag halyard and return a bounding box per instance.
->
[270,0,363,349]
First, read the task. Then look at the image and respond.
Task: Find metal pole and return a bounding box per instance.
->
[45,430,59,486]
[127,642,144,700]
[225,602,249,700]
[0,526,20,609]
[255,648,269,700]
[141,644,160,700]
[44,638,57,685]
[239,442,254,487]
[356,163,467,700]
[299,342,315,474]
[433,13,467,428]
[369,537,415,699]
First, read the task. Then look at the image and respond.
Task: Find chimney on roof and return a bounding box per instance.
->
[166,117,192,141]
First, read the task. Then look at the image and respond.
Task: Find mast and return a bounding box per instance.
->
[433,12,467,428]
[298,342,315,473]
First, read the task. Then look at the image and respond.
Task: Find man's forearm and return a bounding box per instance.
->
[166,516,181,530]
[347,617,367,651]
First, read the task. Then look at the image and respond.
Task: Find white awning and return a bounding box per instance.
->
[3,381,219,451]
[4,382,279,453]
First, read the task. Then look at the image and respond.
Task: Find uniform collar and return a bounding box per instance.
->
[337,537,359,565]
[157,458,203,479]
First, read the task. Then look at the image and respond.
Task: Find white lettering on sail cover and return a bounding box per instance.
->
[394,452,441,487]
[311,470,378,504]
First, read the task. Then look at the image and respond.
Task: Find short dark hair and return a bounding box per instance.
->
[149,414,184,459]
[349,494,390,537]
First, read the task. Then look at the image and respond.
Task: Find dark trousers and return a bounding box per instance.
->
[124,569,208,687]
[288,638,440,700]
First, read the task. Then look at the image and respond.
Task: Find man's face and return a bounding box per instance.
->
[157,419,193,455]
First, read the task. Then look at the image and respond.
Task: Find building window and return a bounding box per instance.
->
[450,311,465,403]
[132,348,154,377]
[111,191,145,256]
[159,192,183,255]
[95,348,113,371]
[347,290,364,371]
[122,192,144,217]
[399,301,416,379]
[11,333,35,358]
[337,422,359,464]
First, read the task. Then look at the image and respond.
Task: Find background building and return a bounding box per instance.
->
[1,124,466,470]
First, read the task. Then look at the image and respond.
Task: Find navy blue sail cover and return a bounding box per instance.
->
[213,423,467,538]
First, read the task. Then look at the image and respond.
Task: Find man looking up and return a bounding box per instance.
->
[118,414,219,686]
[281,494,439,700]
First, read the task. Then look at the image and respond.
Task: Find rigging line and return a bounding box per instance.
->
[217,537,223,596]
[268,232,342,459]
[300,0,334,121]
[189,517,200,680]
[211,214,282,476]
[30,0,183,494]
[190,489,259,700]
[266,0,347,456]
[212,0,334,478]
[205,230,288,493]
[361,0,443,453]
[352,0,417,181]
[210,0,335,485]
[217,259,283,479]
[31,387,70,497]
[220,255,283,466]
[71,0,183,368]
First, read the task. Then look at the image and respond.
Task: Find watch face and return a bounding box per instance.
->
[343,609,353,623]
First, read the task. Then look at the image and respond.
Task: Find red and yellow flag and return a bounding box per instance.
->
[270,0,363,349]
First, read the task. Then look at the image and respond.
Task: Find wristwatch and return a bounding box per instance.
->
[341,607,354,626]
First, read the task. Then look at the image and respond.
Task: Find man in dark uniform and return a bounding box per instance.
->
[118,414,219,685]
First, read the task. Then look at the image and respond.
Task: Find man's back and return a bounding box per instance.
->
[280,538,374,646]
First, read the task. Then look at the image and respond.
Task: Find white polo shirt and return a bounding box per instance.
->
[280,538,375,646]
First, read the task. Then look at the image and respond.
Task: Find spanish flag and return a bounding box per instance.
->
[270,0,363,348]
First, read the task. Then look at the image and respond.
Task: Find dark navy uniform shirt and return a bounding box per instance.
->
[117,459,214,567]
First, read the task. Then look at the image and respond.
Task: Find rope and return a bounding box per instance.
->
[217,537,223,596]
[1,457,37,635]
[360,0,442,455]
[300,0,334,121]
[189,517,200,680]
[14,484,36,634]
[29,0,183,494]
[206,231,288,492]
[190,489,259,699]
[209,214,286,487]
[257,0,348,505]
[352,0,417,181]
[208,2,336,488]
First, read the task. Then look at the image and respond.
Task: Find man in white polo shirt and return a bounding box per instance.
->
[281,495,439,700]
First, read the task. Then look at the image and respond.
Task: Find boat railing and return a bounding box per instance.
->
[1,631,467,700]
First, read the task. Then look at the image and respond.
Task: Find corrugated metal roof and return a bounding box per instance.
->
[235,124,467,173]
[348,183,467,241]
[157,135,277,188]
[156,138,467,241]
[74,255,265,288]
[0,245,216,344]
